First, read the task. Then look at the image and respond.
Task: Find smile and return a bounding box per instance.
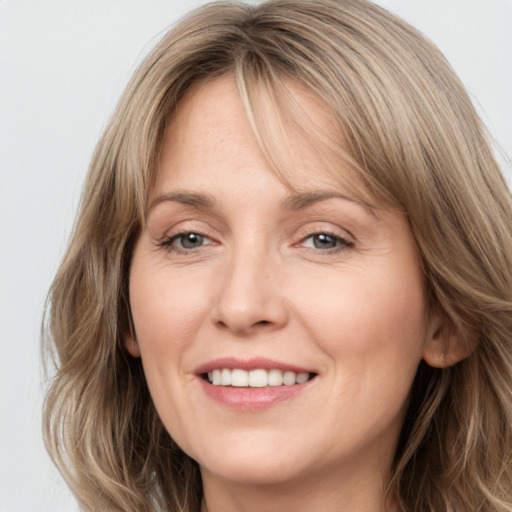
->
[206,368,312,387]
[195,358,318,409]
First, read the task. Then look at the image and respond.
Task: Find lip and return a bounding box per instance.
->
[194,358,317,411]
[194,357,314,375]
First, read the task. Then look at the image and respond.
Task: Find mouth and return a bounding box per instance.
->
[194,358,318,409]
[203,368,316,387]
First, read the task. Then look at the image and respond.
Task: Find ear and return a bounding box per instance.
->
[124,310,141,357]
[125,333,141,357]
[422,313,478,368]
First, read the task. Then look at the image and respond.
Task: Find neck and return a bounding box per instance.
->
[200,462,396,512]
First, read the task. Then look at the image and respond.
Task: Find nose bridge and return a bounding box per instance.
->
[213,236,287,334]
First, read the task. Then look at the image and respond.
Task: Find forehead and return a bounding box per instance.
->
[154,74,375,207]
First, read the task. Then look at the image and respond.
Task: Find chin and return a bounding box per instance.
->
[189,430,312,485]
[200,458,307,486]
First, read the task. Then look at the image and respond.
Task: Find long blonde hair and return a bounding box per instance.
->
[43,1,512,510]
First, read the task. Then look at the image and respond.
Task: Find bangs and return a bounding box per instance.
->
[233,60,397,215]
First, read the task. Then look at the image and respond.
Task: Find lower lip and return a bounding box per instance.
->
[197,377,313,411]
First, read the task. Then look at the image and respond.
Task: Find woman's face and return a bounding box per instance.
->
[127,75,439,488]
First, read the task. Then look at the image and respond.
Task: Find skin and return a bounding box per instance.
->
[126,75,459,512]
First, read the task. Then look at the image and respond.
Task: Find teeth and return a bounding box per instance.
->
[283,371,296,386]
[296,372,309,384]
[211,369,221,385]
[268,369,283,386]
[249,369,268,387]
[206,369,311,387]
[221,368,231,386]
[231,369,249,387]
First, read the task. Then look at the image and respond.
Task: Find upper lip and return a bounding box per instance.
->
[194,357,315,375]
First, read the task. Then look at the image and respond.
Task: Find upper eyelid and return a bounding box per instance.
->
[146,198,223,231]
[302,231,352,242]
[159,231,353,256]
[149,213,226,241]
[299,232,354,248]
[154,216,357,247]
[159,224,355,241]
[162,230,214,244]
[296,223,355,242]
[157,220,216,240]
[159,232,218,256]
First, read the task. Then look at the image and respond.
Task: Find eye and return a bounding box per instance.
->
[301,232,354,251]
[161,232,213,252]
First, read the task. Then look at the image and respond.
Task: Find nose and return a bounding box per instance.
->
[212,242,288,336]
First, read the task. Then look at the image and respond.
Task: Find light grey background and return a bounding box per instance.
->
[1,1,510,511]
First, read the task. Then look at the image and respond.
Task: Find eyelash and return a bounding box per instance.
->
[160,231,214,255]
[298,231,354,254]
[160,230,354,255]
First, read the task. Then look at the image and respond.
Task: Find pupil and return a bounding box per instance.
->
[182,233,203,248]
[314,234,336,249]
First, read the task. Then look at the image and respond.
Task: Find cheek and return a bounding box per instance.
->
[128,260,211,438]
[129,260,210,354]
[127,256,214,426]
[293,263,427,378]
[316,269,426,425]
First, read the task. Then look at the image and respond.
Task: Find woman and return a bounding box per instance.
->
[42,0,512,511]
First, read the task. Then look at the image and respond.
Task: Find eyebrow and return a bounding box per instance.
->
[149,192,216,213]
[148,189,376,216]
[283,191,376,216]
